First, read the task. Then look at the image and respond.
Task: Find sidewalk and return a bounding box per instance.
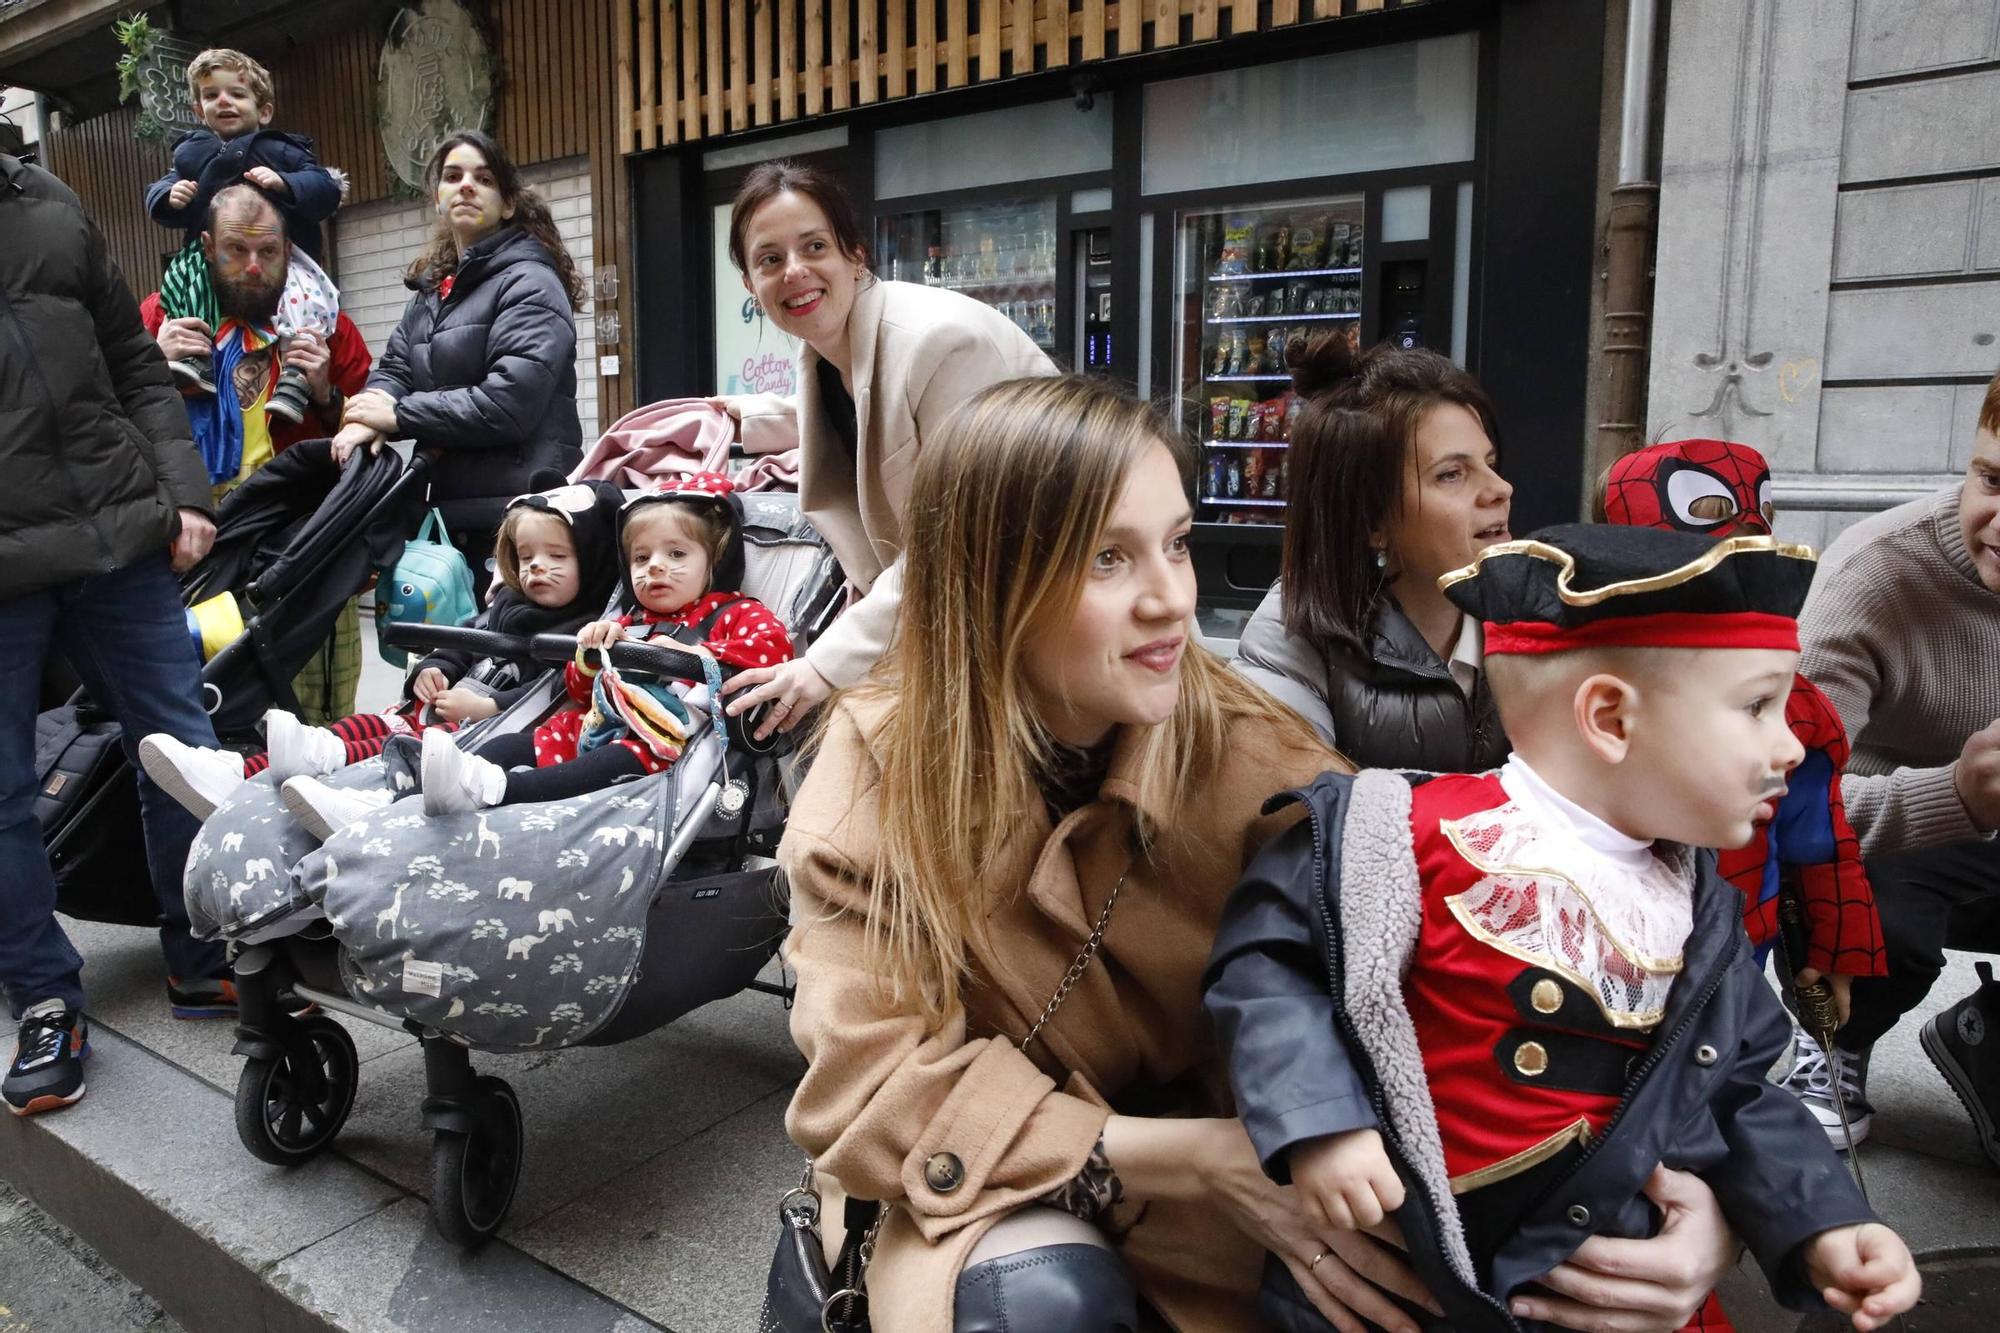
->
[3,620,1998,1330]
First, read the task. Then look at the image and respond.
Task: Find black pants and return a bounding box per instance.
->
[473,731,647,806]
[1842,837,2000,1051]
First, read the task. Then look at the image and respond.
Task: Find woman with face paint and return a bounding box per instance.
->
[712,161,1056,741]
[334,130,585,599]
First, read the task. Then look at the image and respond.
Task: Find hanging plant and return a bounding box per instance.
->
[113,12,172,140]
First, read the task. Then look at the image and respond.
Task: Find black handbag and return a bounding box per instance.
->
[34,700,159,927]
[757,866,1131,1332]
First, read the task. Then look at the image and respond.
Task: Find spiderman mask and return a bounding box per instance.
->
[1603,439,1774,538]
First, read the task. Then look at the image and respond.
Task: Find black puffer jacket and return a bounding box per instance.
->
[1205,770,1876,1332]
[0,154,212,600]
[368,225,582,505]
[143,129,341,259]
[1234,582,1508,772]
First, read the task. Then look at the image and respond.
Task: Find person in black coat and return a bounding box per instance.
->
[1232,334,1513,773]
[333,130,585,600]
[1207,527,1919,1333]
[0,152,235,1116]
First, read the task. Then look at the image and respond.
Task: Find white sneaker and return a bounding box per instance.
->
[137,734,246,820]
[263,709,349,783]
[280,777,393,841]
[1778,1019,1874,1150]
[420,728,506,815]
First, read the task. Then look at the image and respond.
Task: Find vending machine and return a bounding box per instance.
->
[875,197,1061,356]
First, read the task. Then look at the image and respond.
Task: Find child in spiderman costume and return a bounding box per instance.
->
[1602,440,1886,1143]
[1206,524,1918,1333]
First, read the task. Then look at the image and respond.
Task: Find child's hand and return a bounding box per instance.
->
[244,165,289,195]
[167,178,199,209]
[1804,1222,1919,1330]
[1797,968,1855,1026]
[410,667,449,702]
[577,620,627,651]
[430,687,499,725]
[1287,1129,1406,1232]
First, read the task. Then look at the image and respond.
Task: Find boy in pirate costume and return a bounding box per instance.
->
[1206,524,1919,1332]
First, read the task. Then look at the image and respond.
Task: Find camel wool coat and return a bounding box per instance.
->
[737,280,1055,688]
[779,690,1342,1332]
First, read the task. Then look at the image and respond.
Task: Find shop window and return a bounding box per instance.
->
[1452,181,1474,366]
[875,98,1114,200]
[1381,186,1431,243]
[1139,33,1477,196]
[703,126,849,173]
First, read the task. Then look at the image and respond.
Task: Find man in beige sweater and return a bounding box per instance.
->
[1793,367,2000,1165]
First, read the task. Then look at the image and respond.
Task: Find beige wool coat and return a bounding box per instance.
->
[778,690,1342,1332]
[738,280,1055,688]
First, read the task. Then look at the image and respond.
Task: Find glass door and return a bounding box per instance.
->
[876,197,1060,355]
[1173,196,1365,525]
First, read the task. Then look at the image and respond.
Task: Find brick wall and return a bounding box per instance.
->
[331,156,602,446]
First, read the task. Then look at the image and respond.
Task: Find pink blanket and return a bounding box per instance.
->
[569,397,801,493]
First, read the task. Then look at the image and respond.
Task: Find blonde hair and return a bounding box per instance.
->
[846,375,1308,1023]
[493,507,566,597]
[185,49,275,110]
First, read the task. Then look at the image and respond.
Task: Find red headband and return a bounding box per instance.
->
[1483,611,1800,656]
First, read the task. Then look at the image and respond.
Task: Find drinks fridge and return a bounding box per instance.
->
[1174,197,1366,528]
[876,197,1060,355]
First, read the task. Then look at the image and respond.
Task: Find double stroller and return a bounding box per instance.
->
[37,440,426,928]
[180,486,842,1245]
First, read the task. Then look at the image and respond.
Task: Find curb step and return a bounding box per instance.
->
[0,1024,662,1333]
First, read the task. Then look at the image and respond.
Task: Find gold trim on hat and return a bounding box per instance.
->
[1436,534,1816,604]
[1449,1117,1594,1195]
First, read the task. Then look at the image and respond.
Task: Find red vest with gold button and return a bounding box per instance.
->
[1405,772,1693,1191]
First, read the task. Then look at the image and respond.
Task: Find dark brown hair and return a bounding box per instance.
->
[1280,333,1501,651]
[406,130,586,311]
[727,159,871,274]
[1982,364,2000,437]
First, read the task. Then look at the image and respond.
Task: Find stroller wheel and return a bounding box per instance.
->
[429,1075,523,1247]
[233,1016,359,1165]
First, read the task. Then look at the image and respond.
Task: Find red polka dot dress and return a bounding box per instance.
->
[532,591,795,772]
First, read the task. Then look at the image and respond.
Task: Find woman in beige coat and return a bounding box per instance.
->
[719,160,1054,738]
[776,378,1743,1333]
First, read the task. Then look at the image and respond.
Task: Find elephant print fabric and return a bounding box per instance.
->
[184,757,396,940]
[298,771,682,1051]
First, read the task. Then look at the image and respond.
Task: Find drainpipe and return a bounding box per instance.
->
[1598,0,1660,462]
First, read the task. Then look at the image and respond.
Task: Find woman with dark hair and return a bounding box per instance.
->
[332,129,584,596]
[1232,334,1514,772]
[713,159,1054,738]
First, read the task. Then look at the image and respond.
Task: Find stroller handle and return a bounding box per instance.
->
[379,622,537,662]
[527,633,728,686]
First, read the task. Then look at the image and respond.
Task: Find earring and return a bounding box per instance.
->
[1373,550,1388,571]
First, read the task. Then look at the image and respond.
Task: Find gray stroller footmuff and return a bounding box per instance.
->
[299,771,682,1051]
[184,756,394,942]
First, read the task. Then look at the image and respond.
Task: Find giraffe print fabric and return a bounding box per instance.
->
[296,764,685,1051]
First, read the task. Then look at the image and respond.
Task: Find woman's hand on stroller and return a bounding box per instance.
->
[330,422,383,464]
[577,620,628,652]
[723,657,833,741]
[343,389,400,436]
[430,686,500,725]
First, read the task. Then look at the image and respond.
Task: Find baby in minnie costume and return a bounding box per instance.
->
[1206,524,1919,1333]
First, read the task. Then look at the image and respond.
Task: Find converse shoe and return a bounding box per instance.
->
[4,999,88,1116]
[420,727,507,815]
[138,733,247,820]
[266,366,311,424]
[1920,960,2000,1169]
[1778,1020,1873,1150]
[170,353,217,395]
[167,975,238,1020]
[280,777,394,841]
[264,708,348,784]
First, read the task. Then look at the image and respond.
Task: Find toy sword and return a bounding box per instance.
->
[1778,889,1869,1198]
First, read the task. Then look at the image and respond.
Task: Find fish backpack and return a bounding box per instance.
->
[375,508,478,666]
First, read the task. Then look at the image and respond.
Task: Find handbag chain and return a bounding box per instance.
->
[1019,866,1129,1054]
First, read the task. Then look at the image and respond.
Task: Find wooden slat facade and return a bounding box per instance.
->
[37,0,637,419]
[617,0,1432,149]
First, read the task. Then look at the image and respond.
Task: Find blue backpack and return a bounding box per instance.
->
[375,508,478,666]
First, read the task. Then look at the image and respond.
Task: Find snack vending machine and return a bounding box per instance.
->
[876,197,1061,357]
[1172,196,1366,611]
